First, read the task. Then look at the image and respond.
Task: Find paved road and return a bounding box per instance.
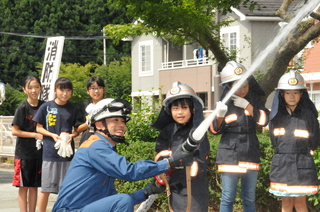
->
[0,166,57,212]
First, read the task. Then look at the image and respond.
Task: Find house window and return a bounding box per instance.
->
[152,94,165,109]
[197,92,208,110]
[131,92,163,112]
[139,40,153,76]
[229,32,237,57]
[132,96,142,113]
[221,26,240,59]
[311,93,320,110]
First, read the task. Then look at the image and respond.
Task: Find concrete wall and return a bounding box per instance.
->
[251,21,280,73]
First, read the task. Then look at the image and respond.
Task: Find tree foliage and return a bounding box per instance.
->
[0,58,132,115]
[95,56,132,100]
[0,0,131,88]
[105,0,257,67]
[58,62,100,107]
[0,83,25,116]
[104,0,320,101]
[57,58,132,107]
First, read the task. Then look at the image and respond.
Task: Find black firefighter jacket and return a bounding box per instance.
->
[155,121,210,211]
[210,93,269,172]
[269,106,319,187]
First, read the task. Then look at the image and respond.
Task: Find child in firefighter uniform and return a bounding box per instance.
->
[151,81,210,212]
[210,61,269,212]
[269,70,319,211]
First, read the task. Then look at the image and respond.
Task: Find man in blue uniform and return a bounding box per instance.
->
[52,98,192,212]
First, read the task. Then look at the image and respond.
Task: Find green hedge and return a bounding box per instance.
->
[116,131,320,212]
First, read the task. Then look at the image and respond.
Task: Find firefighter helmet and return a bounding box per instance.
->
[163,81,204,112]
[87,98,131,125]
[276,70,307,90]
[220,61,247,84]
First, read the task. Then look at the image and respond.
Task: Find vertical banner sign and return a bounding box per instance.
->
[39,36,65,102]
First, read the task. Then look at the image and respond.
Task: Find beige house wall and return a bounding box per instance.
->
[159,65,213,109]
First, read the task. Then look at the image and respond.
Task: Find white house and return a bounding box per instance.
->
[130,1,315,110]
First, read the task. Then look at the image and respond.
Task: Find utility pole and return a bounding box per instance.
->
[102,28,106,65]
[213,8,221,105]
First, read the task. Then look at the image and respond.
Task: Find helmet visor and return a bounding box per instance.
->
[91,98,132,124]
[108,99,132,115]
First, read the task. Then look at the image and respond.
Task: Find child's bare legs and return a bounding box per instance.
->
[293,196,308,212]
[282,196,308,212]
[18,187,28,212]
[38,192,50,212]
[18,187,38,212]
[28,187,38,212]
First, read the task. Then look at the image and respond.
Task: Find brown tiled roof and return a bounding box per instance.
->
[236,0,303,17]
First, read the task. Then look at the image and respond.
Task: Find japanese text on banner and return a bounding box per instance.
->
[40,36,65,102]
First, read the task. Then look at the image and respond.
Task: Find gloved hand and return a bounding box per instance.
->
[58,142,73,158]
[142,179,166,198]
[167,145,194,168]
[154,150,175,184]
[55,133,73,158]
[232,95,249,109]
[36,139,43,150]
[216,101,228,118]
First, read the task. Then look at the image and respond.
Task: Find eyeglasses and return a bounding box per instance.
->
[89,86,104,91]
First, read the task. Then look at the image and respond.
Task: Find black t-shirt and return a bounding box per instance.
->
[12,100,44,159]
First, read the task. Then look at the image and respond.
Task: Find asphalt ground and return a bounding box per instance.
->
[0,164,57,212]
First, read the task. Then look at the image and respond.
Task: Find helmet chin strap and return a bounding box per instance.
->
[98,119,129,146]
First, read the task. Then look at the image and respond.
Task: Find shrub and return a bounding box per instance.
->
[307,149,320,211]
[126,92,162,143]
[256,132,281,211]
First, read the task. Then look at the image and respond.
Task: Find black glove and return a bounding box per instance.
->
[167,145,194,168]
[142,179,166,198]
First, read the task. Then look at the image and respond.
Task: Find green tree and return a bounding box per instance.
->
[0,58,131,115]
[0,83,25,116]
[58,62,100,107]
[58,58,131,106]
[104,0,320,101]
[96,56,132,100]
[0,0,131,88]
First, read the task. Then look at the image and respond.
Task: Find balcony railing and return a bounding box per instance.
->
[161,57,209,69]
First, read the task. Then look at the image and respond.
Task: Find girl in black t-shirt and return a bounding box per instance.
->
[12,75,44,212]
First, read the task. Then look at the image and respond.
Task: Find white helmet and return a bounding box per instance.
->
[86,98,131,125]
[163,81,204,111]
[220,61,247,84]
[276,70,307,90]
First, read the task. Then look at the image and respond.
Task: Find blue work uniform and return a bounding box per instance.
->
[52,133,169,212]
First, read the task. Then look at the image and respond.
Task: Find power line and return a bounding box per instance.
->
[0,31,110,40]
